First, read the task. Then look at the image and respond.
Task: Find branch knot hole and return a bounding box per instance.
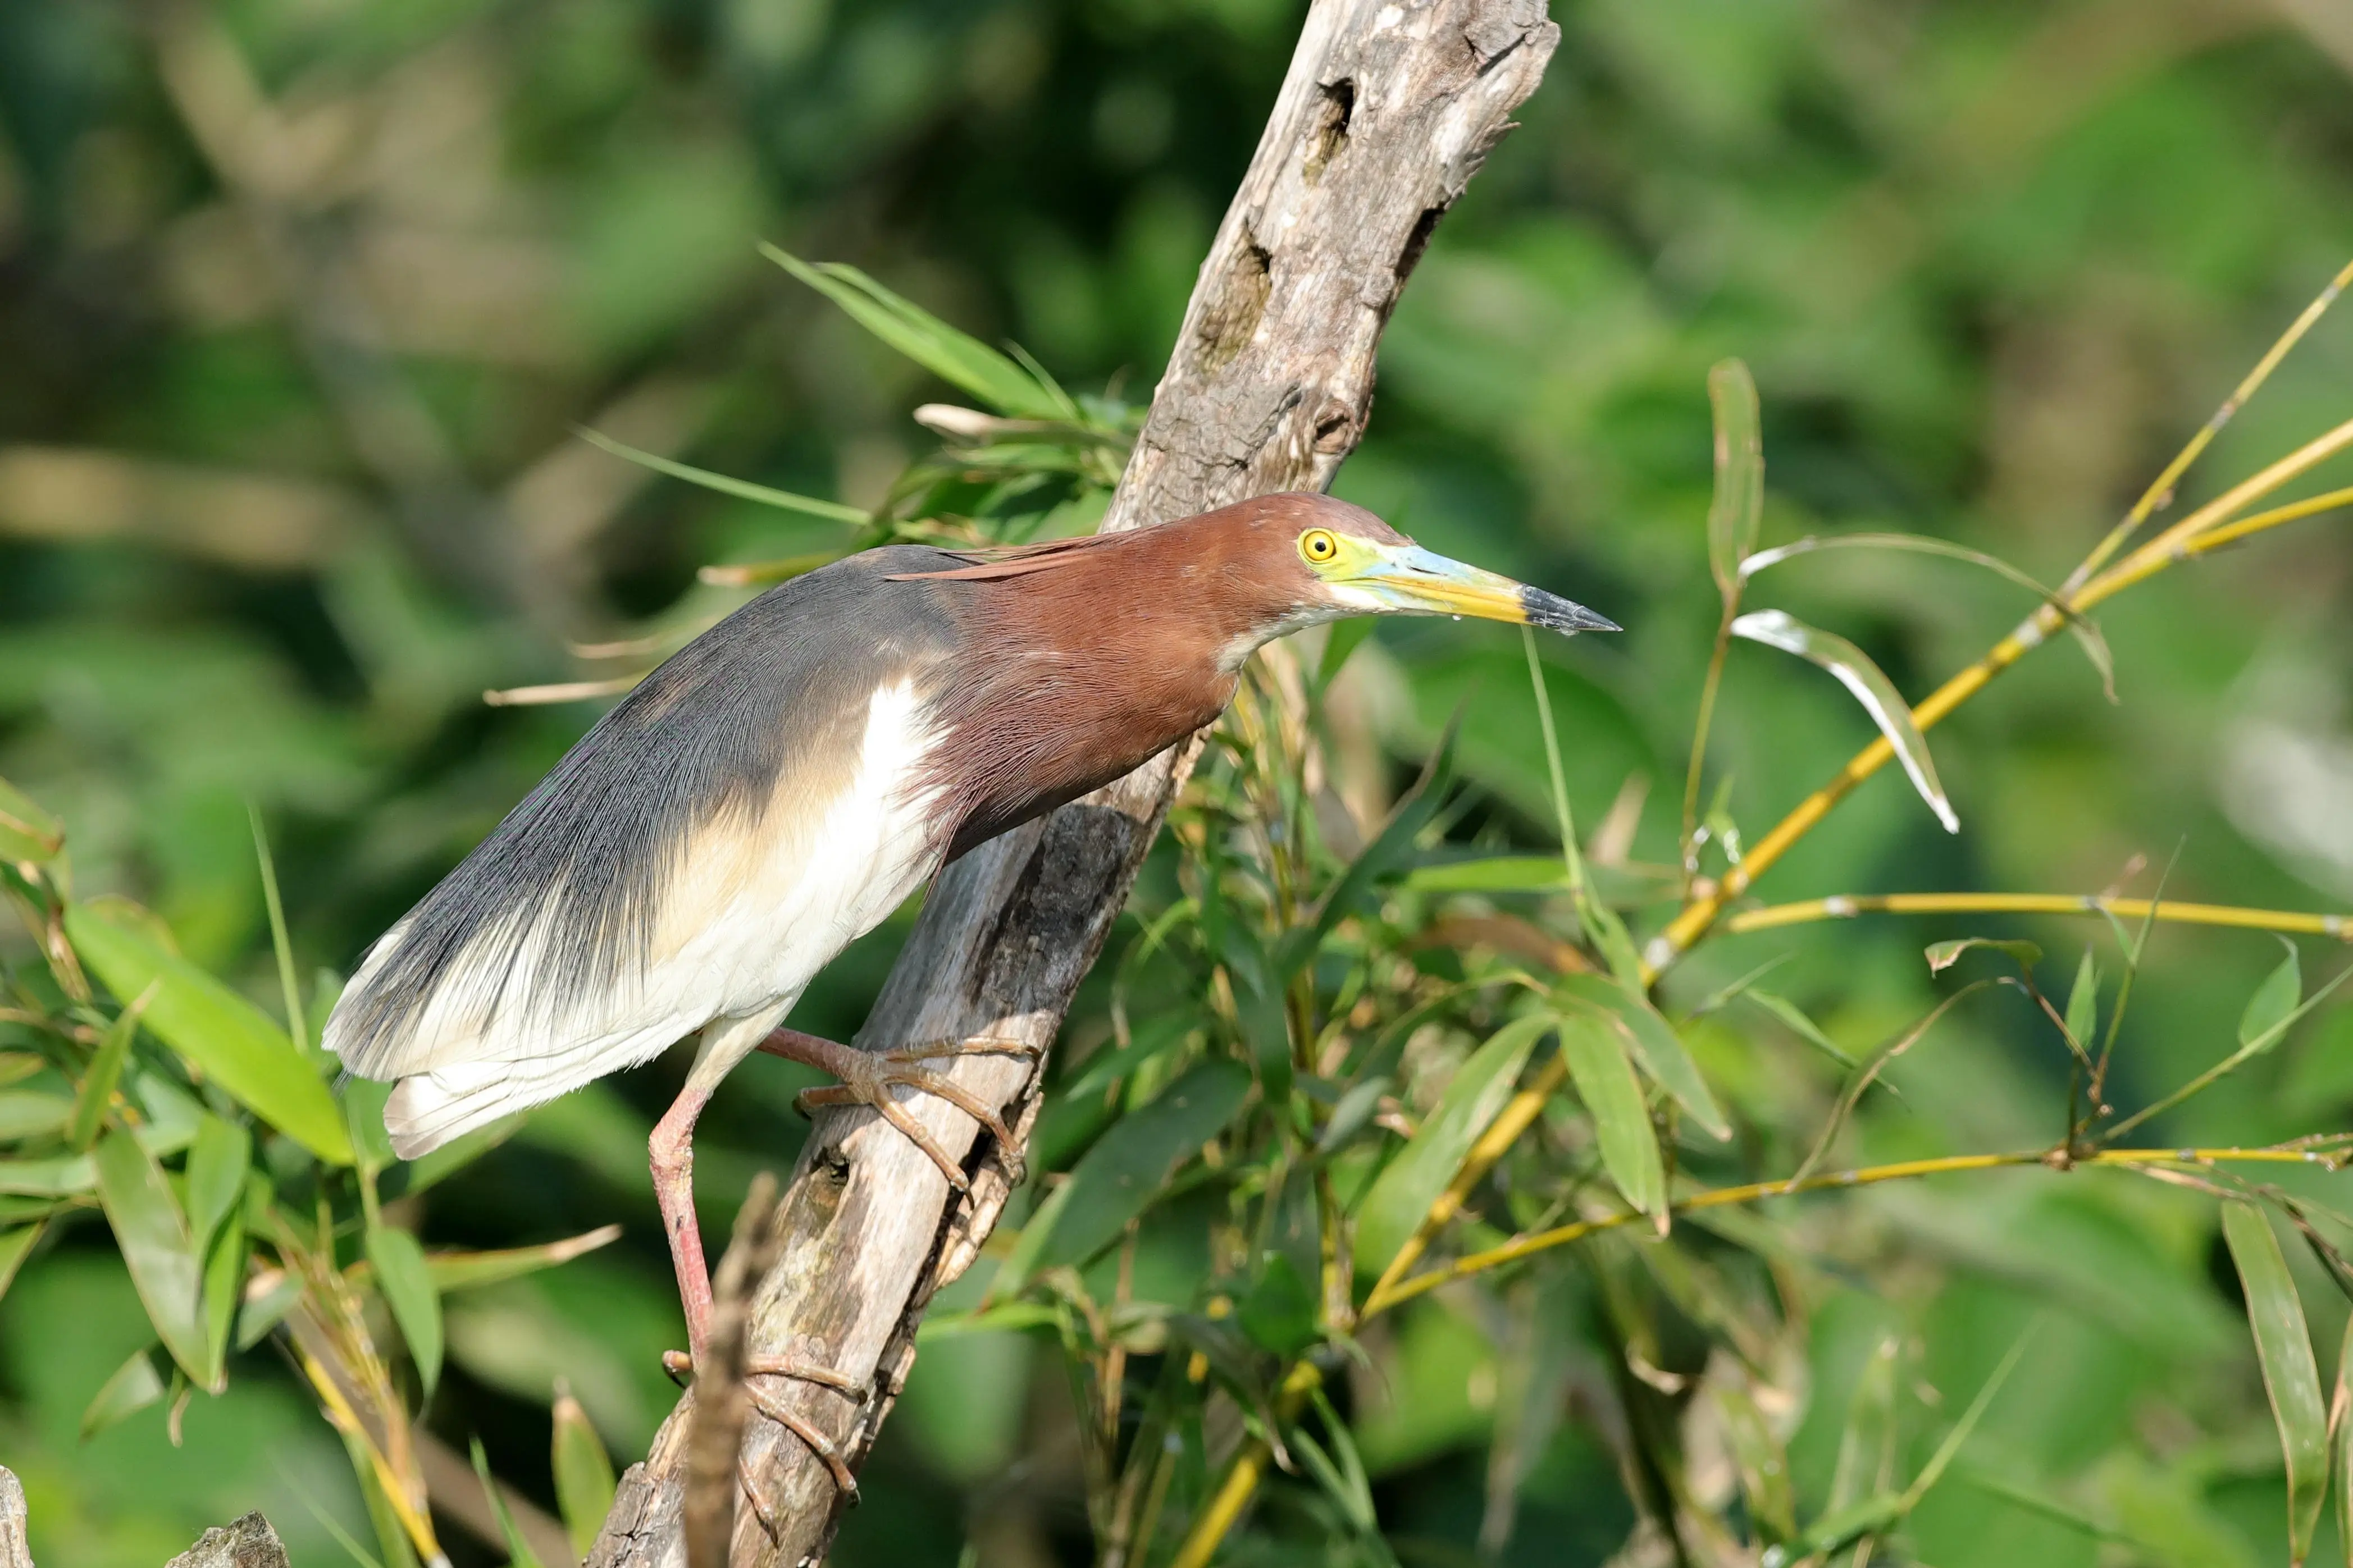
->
[1194,230,1271,374]
[1305,77,1355,183]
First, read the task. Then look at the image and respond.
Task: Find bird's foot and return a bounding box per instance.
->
[772,1030,1039,1189]
[664,1349,864,1500]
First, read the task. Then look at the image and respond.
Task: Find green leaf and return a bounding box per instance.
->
[418,1226,624,1294]
[92,1130,211,1387]
[2242,943,2302,1049]
[1273,723,1457,983]
[187,1115,252,1384]
[1787,983,1990,1186]
[469,1436,548,1568]
[0,1221,43,1305]
[999,1060,1251,1289]
[366,1221,444,1396]
[1556,973,1729,1140]
[67,985,151,1151]
[1830,1334,1900,1512]
[342,1075,399,1177]
[1238,1253,1320,1357]
[199,1189,245,1388]
[1314,618,1375,693]
[551,1385,617,1558]
[80,1345,167,1439]
[1557,1007,1666,1218]
[1731,609,1957,834]
[2334,1315,2351,1568]
[1352,1013,1551,1283]
[1705,359,1764,596]
[0,775,64,863]
[1713,1378,1795,1544]
[2063,950,2099,1057]
[1739,531,2117,700]
[576,427,867,524]
[2222,1201,2327,1563]
[1745,989,1859,1068]
[1399,855,1568,894]
[761,245,1073,420]
[0,1091,74,1142]
[1925,937,2041,976]
[184,1114,250,1249]
[0,1153,95,1196]
[66,902,353,1164]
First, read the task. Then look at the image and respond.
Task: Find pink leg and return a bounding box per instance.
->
[649,1082,717,1362]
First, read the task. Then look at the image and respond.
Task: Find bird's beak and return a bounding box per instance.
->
[1347,545,1620,634]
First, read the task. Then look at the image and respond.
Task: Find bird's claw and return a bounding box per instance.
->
[668,1349,865,1500]
[795,1035,1039,1191]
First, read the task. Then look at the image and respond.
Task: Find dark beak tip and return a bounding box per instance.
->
[1522,587,1621,635]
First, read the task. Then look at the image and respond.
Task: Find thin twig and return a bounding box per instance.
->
[685,1174,784,1568]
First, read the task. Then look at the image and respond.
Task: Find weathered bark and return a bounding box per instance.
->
[0,1467,28,1568]
[589,2,1557,1562]
[164,1514,290,1568]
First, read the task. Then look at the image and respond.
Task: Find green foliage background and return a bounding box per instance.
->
[2,1,2352,1564]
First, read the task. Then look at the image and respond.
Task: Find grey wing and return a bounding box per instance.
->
[323,549,965,1151]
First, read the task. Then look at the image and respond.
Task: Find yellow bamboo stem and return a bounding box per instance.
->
[1648,410,2353,975]
[1185,1144,2335,1561]
[1726,892,2350,941]
[1166,1361,1327,1568]
[2065,256,2353,591]
[1367,1145,2334,1315]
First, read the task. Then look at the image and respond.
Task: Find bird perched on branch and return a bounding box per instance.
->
[325,492,1613,1372]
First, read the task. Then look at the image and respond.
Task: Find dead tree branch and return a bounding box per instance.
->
[589,3,1557,1562]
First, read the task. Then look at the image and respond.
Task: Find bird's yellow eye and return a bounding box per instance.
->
[1299,528,1339,565]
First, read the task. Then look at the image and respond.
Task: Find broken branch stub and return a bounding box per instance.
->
[588,3,1559,1563]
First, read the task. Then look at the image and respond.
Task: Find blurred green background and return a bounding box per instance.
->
[3,0,2352,1563]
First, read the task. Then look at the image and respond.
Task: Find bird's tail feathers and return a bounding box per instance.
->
[385,1057,587,1159]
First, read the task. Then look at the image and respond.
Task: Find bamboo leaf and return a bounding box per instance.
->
[1831,1334,1901,1512]
[0,1154,95,1197]
[576,427,867,524]
[1925,937,2041,976]
[998,1059,1251,1289]
[0,1222,43,1306]
[2064,950,2099,1056]
[0,775,63,863]
[1706,359,1764,595]
[761,245,1073,419]
[80,1345,166,1439]
[66,902,353,1164]
[468,1436,549,1568]
[1558,1007,1666,1217]
[92,1129,211,1386]
[0,1092,73,1142]
[2334,1314,2351,1568]
[1399,854,1568,894]
[1744,990,1858,1068]
[418,1225,624,1294]
[1713,1377,1796,1544]
[1731,609,1958,833]
[551,1385,617,1557]
[1352,1014,1551,1282]
[1739,531,2117,700]
[2223,1201,2328,1563]
[187,1115,252,1384]
[1557,973,1729,1140]
[1274,721,1456,983]
[366,1222,445,1396]
[1788,982,1991,1186]
[2242,943,2302,1048]
[67,984,152,1151]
